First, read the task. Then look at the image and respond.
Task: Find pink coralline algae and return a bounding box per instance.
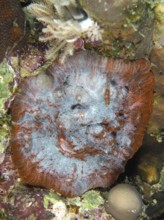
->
[10,51,154,197]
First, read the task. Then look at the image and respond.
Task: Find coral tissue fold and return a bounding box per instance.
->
[10,51,154,197]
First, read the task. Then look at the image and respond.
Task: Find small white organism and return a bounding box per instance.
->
[106,184,143,220]
[51,201,67,220]
[27,0,103,63]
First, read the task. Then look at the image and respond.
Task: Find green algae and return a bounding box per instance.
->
[67,190,104,212]
[0,61,13,153]
[43,190,105,217]
[0,61,13,116]
[79,190,104,211]
[159,167,164,190]
[155,1,164,17]
[43,190,61,209]
[0,212,15,220]
[0,118,11,153]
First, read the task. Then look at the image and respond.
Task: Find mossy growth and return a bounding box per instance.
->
[0,115,11,153]
[0,61,13,116]
[154,2,164,22]
[0,211,15,220]
[80,0,155,59]
[0,61,13,153]
[43,190,61,209]
[67,190,104,212]
[159,166,164,191]
[80,190,104,211]
[149,128,164,143]
[145,0,161,9]
[44,190,104,215]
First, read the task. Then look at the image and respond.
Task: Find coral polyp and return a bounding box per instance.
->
[10,51,154,197]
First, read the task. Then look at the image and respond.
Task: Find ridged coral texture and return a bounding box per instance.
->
[10,51,154,197]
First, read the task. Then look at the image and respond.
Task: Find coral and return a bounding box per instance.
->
[26,0,103,63]
[9,51,154,197]
[106,184,143,220]
[0,0,28,62]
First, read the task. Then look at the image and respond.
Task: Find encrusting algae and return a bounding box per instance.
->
[0,62,14,155]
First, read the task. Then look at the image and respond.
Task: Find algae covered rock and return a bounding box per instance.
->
[150,2,164,78]
[79,0,154,59]
[0,62,13,154]
[148,2,164,141]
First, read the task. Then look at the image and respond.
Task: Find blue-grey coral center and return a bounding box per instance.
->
[14,53,135,195]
